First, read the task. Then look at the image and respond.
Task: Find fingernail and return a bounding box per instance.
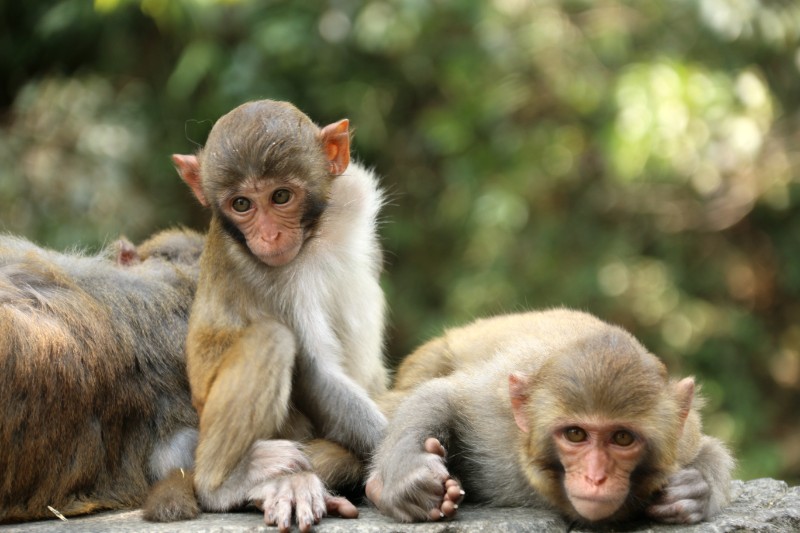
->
[453,504,459,509]
[460,490,465,495]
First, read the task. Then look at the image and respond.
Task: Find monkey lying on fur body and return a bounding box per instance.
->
[368,309,734,526]
[0,228,203,523]
[144,99,388,531]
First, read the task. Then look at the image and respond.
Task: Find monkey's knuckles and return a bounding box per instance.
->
[646,489,709,524]
[647,467,710,524]
[646,500,705,524]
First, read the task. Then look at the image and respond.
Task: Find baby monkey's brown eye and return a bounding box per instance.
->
[272,189,292,205]
[232,197,251,212]
[613,430,635,447]
[564,427,587,443]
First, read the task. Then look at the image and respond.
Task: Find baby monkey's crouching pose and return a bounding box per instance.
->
[368,309,734,526]
[145,99,388,532]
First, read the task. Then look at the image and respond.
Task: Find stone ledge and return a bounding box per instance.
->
[1,479,797,532]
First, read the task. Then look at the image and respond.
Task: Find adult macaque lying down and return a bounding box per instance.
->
[0,228,203,523]
[368,309,734,526]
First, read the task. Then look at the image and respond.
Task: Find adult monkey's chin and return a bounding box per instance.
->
[569,495,624,523]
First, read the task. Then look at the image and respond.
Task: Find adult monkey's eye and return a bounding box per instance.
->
[232,197,251,212]
[564,427,587,443]
[272,189,292,205]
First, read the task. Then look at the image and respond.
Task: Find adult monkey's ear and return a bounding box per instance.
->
[674,377,695,435]
[508,372,531,433]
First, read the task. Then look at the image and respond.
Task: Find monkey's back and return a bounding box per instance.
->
[395,308,615,389]
[0,236,198,522]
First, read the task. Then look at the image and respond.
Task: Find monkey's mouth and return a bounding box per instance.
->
[253,242,302,267]
[569,494,625,522]
[574,493,613,499]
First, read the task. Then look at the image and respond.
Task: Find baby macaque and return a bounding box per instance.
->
[368,309,734,526]
[0,228,203,523]
[145,100,387,532]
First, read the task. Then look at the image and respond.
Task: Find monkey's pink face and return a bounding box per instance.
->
[555,421,644,522]
[222,180,309,267]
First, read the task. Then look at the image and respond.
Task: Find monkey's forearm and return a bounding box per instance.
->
[646,434,734,524]
[368,378,460,522]
[372,378,456,477]
[692,436,734,518]
[294,356,387,458]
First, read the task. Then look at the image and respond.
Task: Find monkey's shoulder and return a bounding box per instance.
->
[440,308,646,371]
[325,162,384,225]
[0,237,195,322]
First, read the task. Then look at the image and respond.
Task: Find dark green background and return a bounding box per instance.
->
[2,0,799,484]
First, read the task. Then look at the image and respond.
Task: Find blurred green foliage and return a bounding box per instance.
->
[1,0,799,483]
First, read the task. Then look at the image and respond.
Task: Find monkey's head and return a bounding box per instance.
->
[173,99,350,267]
[135,228,205,267]
[509,328,695,524]
[112,229,204,271]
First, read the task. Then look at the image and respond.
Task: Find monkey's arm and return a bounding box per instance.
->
[366,378,464,523]
[646,435,734,524]
[294,350,387,458]
[290,303,387,458]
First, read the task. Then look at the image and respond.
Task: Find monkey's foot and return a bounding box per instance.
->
[142,468,200,522]
[366,437,464,523]
[325,494,359,519]
[646,467,710,524]
[252,471,332,533]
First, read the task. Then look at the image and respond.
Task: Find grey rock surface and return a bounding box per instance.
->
[1,479,797,532]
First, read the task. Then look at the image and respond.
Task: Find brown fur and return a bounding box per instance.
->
[0,228,203,523]
[142,469,198,522]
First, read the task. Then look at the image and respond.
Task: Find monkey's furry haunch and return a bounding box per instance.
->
[0,228,203,523]
[369,309,734,526]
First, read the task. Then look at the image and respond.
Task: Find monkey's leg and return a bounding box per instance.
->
[366,379,465,523]
[149,428,198,481]
[646,436,734,524]
[304,439,364,490]
[145,319,300,523]
[194,320,297,497]
[194,322,356,531]
[246,440,360,531]
[142,428,200,522]
[143,468,198,522]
